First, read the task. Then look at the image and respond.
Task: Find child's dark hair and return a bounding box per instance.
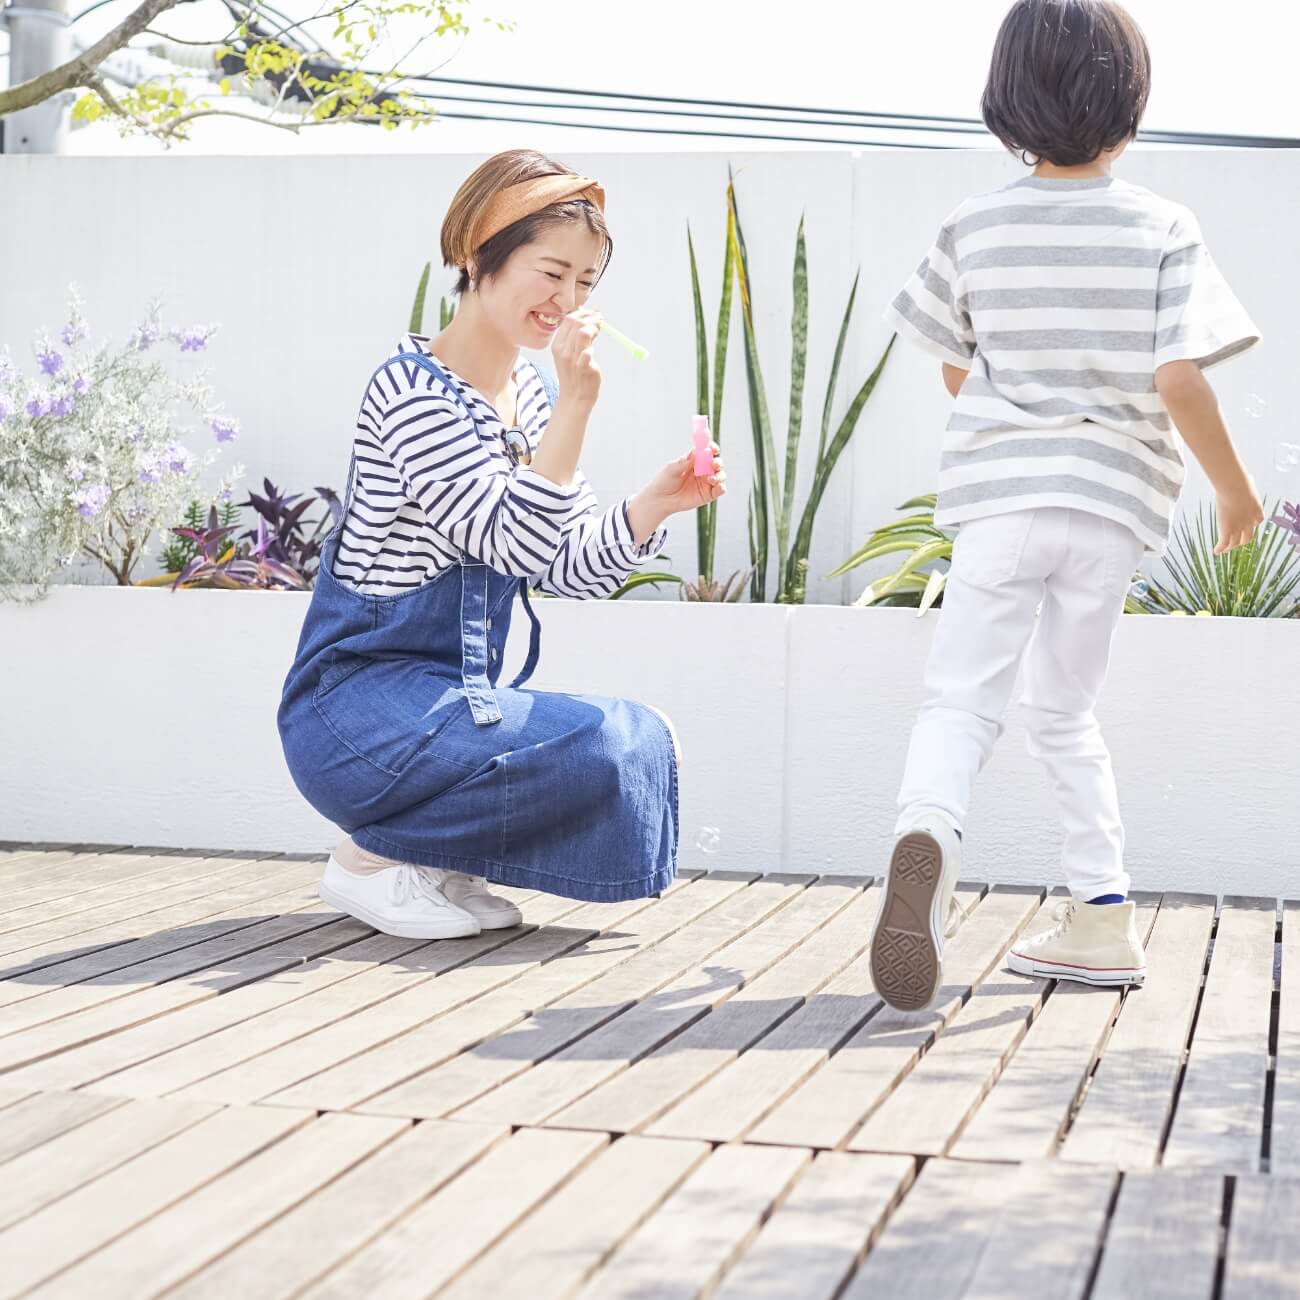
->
[981,0,1151,167]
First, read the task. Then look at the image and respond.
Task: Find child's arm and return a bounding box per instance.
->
[941,364,968,399]
[1154,360,1264,553]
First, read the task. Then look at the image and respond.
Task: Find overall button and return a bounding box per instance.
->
[486,617,493,630]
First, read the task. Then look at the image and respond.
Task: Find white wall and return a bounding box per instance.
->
[2,591,1296,898]
[3,147,1297,604]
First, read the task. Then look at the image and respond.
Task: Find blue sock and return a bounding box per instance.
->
[1088,893,1126,905]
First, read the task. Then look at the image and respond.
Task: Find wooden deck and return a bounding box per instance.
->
[0,845,1294,1299]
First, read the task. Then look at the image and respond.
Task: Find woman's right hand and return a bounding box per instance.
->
[551,308,603,408]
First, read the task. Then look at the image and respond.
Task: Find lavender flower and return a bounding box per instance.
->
[211,415,239,443]
[36,345,64,377]
[71,375,91,396]
[67,464,86,483]
[50,393,76,418]
[173,326,212,353]
[61,319,89,347]
[26,393,51,419]
[163,441,192,474]
[0,393,13,425]
[138,462,162,485]
[0,355,16,387]
[129,320,162,352]
[125,424,145,444]
[73,483,110,519]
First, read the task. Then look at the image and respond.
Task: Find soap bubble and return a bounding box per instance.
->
[1275,442,1300,473]
[694,826,721,855]
[1245,394,1268,419]
[1128,579,1149,600]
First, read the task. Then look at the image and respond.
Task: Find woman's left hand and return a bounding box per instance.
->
[647,443,726,516]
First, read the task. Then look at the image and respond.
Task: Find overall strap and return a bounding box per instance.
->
[536,364,559,410]
[509,580,543,689]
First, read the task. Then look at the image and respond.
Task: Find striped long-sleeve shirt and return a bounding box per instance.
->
[331,334,668,596]
[884,174,1261,553]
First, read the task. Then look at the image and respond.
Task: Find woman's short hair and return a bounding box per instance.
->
[440,149,614,297]
[981,0,1151,167]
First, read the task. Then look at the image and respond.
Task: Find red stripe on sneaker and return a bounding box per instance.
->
[1009,950,1143,973]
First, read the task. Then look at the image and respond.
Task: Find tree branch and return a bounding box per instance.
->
[0,0,180,116]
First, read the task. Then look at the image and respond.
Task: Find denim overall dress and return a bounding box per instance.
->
[277,352,678,903]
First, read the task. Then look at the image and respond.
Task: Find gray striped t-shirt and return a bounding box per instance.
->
[884,174,1260,552]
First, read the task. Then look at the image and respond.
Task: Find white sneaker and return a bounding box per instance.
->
[433,870,523,930]
[870,814,964,1012]
[318,855,480,939]
[1007,899,1146,987]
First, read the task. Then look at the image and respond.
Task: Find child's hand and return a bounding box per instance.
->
[646,443,726,516]
[1215,479,1265,553]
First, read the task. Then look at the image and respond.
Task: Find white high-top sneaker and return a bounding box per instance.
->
[870,814,965,1012]
[319,856,480,939]
[433,870,524,930]
[1007,899,1146,987]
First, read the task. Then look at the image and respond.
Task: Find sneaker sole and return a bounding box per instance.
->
[871,830,946,1012]
[1006,950,1146,987]
[465,908,523,931]
[318,880,481,939]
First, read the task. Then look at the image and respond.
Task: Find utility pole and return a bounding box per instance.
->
[1,0,71,153]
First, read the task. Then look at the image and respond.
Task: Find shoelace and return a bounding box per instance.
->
[1031,899,1077,944]
[388,863,454,909]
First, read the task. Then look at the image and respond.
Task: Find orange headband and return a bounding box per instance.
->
[459,174,607,268]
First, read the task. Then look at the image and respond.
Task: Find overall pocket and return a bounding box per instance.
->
[312,654,470,777]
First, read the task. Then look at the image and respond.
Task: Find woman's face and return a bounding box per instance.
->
[473,221,607,348]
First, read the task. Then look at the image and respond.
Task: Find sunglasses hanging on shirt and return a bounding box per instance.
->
[501,427,532,468]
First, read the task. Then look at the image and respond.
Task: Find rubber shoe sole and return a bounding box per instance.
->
[1006,950,1146,987]
[870,829,946,1012]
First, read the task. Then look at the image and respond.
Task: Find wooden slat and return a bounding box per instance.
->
[849,892,1064,1156]
[0,855,316,984]
[951,1160,1117,1300]
[1090,1169,1222,1300]
[400,877,861,1128]
[30,1113,409,1299]
[0,850,245,923]
[0,848,144,899]
[1267,900,1299,1175]
[1221,1174,1300,1300]
[857,897,1160,1158]
[438,1136,709,1300]
[0,877,337,1035]
[554,882,869,1137]
[635,889,885,1143]
[1162,898,1275,1172]
[842,1158,1113,1300]
[952,901,1160,1163]
[0,1090,125,1164]
[0,1098,216,1233]
[164,1120,509,1300]
[0,1104,311,1298]
[252,875,791,1114]
[0,857,319,972]
[571,1144,810,1300]
[712,1152,914,1300]
[297,1128,609,1300]
[839,1158,1009,1300]
[747,887,1039,1150]
[0,910,360,1076]
[60,891,589,1097]
[358,871,768,1119]
[1061,895,1215,1168]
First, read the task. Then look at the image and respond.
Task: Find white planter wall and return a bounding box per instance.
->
[2,590,1295,898]
[2,148,1297,604]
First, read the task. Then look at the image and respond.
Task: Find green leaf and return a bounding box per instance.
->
[777,214,808,598]
[688,226,711,585]
[410,261,430,335]
[608,571,683,600]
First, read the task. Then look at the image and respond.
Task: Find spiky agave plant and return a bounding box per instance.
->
[829,494,953,613]
[1125,499,1300,617]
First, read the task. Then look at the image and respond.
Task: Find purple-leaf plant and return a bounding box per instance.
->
[239,478,341,586]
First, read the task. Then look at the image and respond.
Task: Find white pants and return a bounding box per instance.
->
[896,507,1144,900]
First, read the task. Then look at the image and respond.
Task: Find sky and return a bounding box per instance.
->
[6,0,1299,153]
